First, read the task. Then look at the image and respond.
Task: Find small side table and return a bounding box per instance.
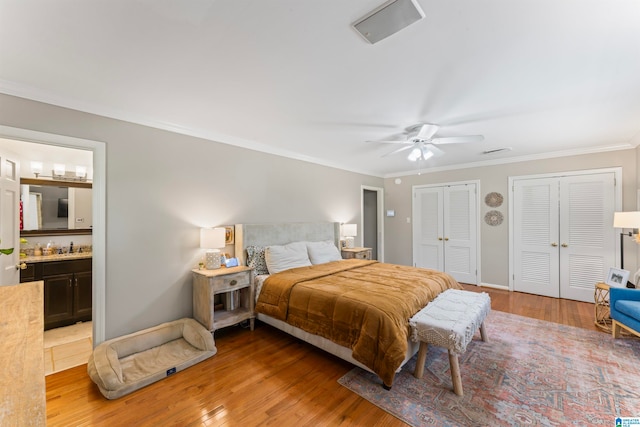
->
[594,282,611,332]
[192,266,255,334]
[341,247,372,260]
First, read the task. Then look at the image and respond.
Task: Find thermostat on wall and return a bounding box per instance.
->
[386,210,395,217]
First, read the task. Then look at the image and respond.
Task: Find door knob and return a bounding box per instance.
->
[561,243,568,248]
[551,242,558,247]
[444,238,449,241]
[15,262,27,270]
[438,237,443,241]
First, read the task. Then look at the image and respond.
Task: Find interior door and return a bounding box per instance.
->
[444,184,477,284]
[413,183,478,284]
[559,173,615,302]
[513,178,560,298]
[363,189,378,260]
[513,172,616,302]
[413,187,444,271]
[0,149,20,286]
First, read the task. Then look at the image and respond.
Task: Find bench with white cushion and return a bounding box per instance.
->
[409,289,491,396]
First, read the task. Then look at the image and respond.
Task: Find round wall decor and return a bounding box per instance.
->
[485,192,504,208]
[484,210,504,226]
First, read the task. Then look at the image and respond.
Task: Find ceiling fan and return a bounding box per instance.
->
[368,123,484,162]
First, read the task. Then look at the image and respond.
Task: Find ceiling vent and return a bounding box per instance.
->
[352,0,425,44]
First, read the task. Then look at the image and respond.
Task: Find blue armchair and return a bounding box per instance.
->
[610,287,640,338]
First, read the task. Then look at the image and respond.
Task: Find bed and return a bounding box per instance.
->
[234,222,462,388]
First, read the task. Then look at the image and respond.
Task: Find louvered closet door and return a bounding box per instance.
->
[413,187,444,271]
[443,184,477,284]
[413,184,477,284]
[513,172,616,302]
[513,178,561,298]
[559,173,615,302]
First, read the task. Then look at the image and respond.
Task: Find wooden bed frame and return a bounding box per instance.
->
[234,222,420,377]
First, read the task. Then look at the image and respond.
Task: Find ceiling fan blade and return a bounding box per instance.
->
[382,144,415,157]
[430,135,484,145]
[365,139,412,145]
[424,143,445,157]
[416,124,439,140]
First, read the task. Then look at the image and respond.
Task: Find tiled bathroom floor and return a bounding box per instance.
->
[43,322,92,375]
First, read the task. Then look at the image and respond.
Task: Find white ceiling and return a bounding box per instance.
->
[1,0,639,177]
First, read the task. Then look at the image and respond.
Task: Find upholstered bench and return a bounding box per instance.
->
[87,318,216,399]
[409,289,491,396]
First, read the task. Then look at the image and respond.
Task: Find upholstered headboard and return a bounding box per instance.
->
[234,222,340,266]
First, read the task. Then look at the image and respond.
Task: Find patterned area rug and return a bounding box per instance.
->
[338,311,640,426]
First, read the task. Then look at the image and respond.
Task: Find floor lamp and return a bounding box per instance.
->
[613,211,640,287]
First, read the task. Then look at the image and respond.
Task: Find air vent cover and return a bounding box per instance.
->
[352,0,425,44]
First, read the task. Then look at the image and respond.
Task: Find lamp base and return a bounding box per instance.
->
[345,237,355,249]
[205,249,222,269]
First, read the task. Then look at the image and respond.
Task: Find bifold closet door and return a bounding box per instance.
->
[558,173,615,302]
[513,178,561,298]
[513,173,615,302]
[414,184,477,284]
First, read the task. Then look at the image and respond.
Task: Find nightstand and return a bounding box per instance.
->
[341,247,372,260]
[192,265,254,333]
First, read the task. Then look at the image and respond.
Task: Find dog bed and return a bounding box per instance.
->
[87,318,216,399]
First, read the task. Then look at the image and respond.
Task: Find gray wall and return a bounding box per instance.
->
[2,92,638,338]
[0,94,382,339]
[384,149,639,287]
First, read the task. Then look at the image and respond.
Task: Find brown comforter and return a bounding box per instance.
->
[255,259,462,387]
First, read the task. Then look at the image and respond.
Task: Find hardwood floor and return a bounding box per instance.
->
[45,285,602,426]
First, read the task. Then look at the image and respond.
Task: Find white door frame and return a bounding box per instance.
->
[361,185,384,262]
[0,125,106,345]
[508,167,622,292]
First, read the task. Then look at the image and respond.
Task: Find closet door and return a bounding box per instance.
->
[413,187,444,271]
[413,184,478,284]
[513,172,616,303]
[444,184,477,284]
[513,178,560,298]
[559,173,615,302]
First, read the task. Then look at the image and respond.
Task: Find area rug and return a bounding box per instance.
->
[338,311,640,426]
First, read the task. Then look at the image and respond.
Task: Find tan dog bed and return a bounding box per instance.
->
[87,318,216,399]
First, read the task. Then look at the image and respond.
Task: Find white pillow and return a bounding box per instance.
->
[306,240,342,264]
[265,242,312,274]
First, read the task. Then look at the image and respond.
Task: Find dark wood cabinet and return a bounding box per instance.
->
[21,258,92,330]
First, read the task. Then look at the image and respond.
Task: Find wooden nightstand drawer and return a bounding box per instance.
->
[341,247,372,260]
[211,271,250,293]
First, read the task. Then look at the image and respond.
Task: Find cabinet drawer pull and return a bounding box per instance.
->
[229,279,237,286]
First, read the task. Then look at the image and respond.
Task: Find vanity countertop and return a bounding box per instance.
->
[22,252,92,263]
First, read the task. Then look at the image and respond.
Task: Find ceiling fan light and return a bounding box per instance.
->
[408,147,422,161]
[422,149,434,160]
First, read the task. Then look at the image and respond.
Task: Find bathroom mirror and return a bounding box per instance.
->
[20,178,92,236]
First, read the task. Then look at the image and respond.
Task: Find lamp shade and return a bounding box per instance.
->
[613,212,640,229]
[342,223,357,237]
[200,227,226,249]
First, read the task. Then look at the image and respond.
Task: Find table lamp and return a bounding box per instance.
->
[200,227,226,269]
[342,223,357,249]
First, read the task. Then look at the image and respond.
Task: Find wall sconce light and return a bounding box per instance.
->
[53,164,66,178]
[31,161,43,178]
[75,165,87,179]
[342,223,357,249]
[200,227,226,269]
